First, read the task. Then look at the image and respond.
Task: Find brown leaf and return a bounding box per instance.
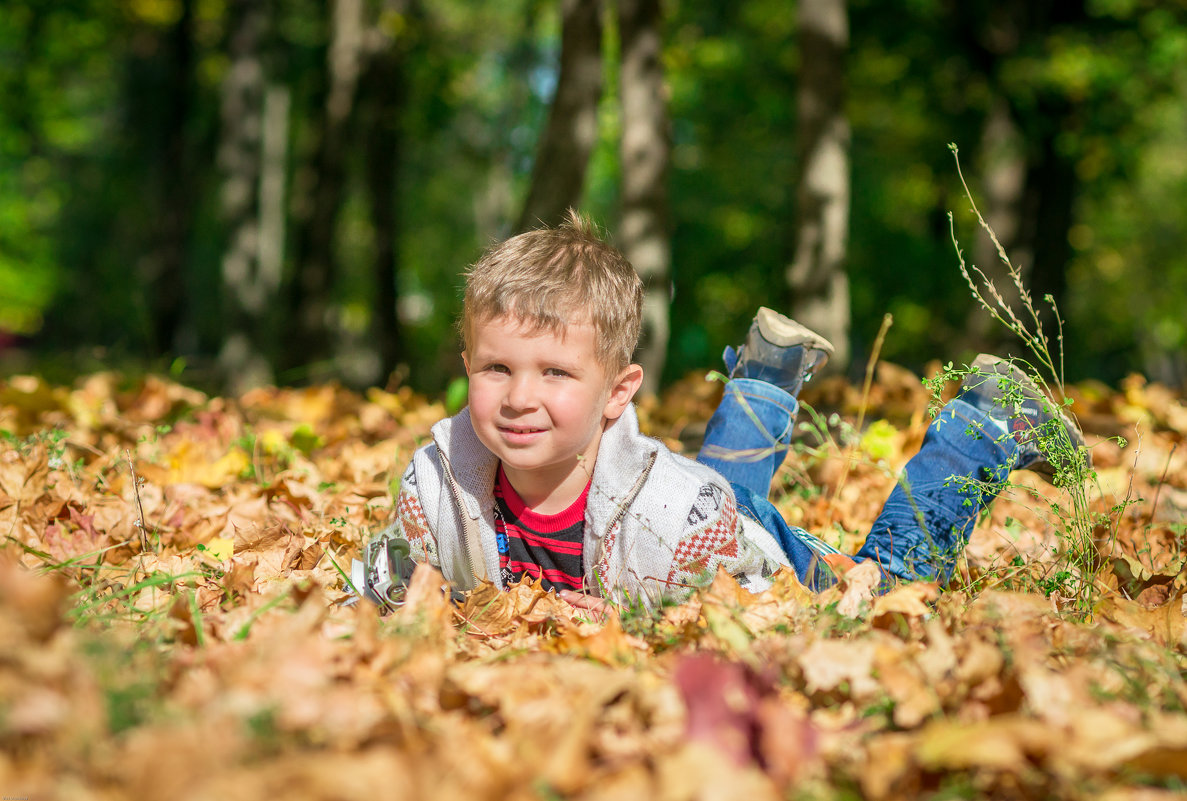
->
[766,566,818,606]
[229,510,290,553]
[222,558,257,598]
[1111,551,1187,605]
[394,562,455,639]
[835,558,883,618]
[654,743,778,801]
[876,648,940,728]
[955,633,1005,688]
[572,763,654,801]
[756,696,820,787]
[552,613,648,664]
[871,581,938,627]
[915,715,1052,771]
[1098,595,1187,649]
[292,542,324,571]
[1120,713,1187,781]
[858,732,918,801]
[701,565,753,607]
[968,589,1056,622]
[918,617,958,684]
[457,577,540,636]
[0,558,70,642]
[798,638,880,701]
[168,593,202,646]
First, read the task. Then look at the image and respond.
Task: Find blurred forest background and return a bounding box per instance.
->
[2,0,1186,397]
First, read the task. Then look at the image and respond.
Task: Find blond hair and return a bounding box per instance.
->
[461,210,644,373]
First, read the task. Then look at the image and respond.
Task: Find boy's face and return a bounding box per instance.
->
[464,314,642,508]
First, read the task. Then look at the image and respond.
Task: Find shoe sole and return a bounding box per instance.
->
[755,307,835,356]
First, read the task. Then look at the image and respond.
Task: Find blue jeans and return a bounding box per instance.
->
[696,377,1020,588]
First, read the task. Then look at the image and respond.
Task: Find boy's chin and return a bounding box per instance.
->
[495,450,589,477]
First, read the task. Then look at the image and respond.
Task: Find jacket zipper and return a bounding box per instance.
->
[437,449,487,585]
[603,450,657,538]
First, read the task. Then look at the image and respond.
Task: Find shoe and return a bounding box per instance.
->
[958,354,1091,482]
[724,307,834,397]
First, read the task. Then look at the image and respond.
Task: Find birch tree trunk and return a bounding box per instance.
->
[618,0,670,393]
[515,0,604,233]
[787,0,851,369]
[217,0,278,391]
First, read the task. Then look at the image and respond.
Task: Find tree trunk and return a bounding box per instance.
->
[515,0,604,233]
[966,120,1076,364]
[258,83,291,340]
[216,0,276,392]
[787,0,850,369]
[961,96,1027,355]
[143,0,195,357]
[359,1,413,386]
[953,0,1087,365]
[286,0,366,374]
[1018,125,1075,348]
[618,0,670,393]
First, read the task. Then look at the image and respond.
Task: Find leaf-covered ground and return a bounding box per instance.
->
[2,366,1186,800]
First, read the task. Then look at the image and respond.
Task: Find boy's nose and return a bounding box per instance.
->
[505,374,539,410]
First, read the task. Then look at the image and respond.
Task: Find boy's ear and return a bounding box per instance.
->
[603,363,644,420]
[461,351,470,373]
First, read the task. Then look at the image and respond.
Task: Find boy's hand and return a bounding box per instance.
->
[559,589,615,623]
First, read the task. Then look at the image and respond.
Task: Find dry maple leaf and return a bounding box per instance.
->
[457,575,559,636]
[915,714,1053,773]
[870,580,938,628]
[834,558,883,618]
[798,638,881,702]
[1097,594,1187,650]
[551,614,649,664]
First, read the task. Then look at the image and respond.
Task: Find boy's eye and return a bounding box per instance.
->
[486,363,509,374]
[545,367,571,378]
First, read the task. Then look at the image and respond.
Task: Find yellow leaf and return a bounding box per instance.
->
[259,429,289,455]
[199,449,251,488]
[204,537,234,561]
[702,602,753,652]
[860,419,900,462]
[916,715,1051,771]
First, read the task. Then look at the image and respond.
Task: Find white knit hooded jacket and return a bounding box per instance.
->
[366,403,789,608]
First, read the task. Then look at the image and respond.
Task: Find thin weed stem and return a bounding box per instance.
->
[125,450,152,553]
[945,143,1121,616]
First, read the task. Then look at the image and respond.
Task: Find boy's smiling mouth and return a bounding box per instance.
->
[498,424,548,434]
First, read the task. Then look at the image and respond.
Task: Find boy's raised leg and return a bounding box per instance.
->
[856,355,1091,584]
[696,310,843,588]
[697,307,833,497]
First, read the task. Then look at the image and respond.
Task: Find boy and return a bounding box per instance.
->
[354,212,1089,611]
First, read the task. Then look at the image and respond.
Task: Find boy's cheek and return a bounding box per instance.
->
[466,376,492,400]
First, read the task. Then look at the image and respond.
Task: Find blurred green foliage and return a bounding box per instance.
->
[1,0,1185,392]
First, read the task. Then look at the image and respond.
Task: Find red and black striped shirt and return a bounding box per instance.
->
[493,466,588,592]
